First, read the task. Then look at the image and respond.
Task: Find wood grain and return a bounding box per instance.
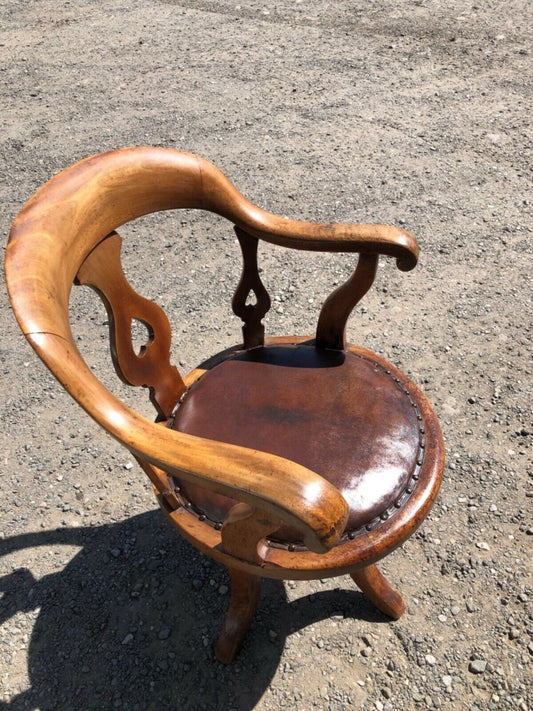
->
[76,231,185,418]
[221,502,281,566]
[231,227,271,348]
[351,564,406,619]
[316,252,378,350]
[215,568,261,664]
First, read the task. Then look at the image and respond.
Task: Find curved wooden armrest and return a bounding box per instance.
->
[198,157,419,271]
[9,147,416,281]
[24,332,348,554]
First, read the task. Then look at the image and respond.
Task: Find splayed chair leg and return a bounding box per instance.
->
[215,567,261,664]
[351,564,406,620]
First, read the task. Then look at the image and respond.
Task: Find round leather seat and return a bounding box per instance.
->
[169,343,425,547]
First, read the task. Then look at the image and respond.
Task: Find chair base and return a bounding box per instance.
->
[215,562,405,664]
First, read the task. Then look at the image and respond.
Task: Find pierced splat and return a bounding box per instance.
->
[75,232,185,418]
[232,227,271,349]
[315,252,379,351]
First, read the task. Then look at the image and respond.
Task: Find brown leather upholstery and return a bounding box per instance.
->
[170,343,424,546]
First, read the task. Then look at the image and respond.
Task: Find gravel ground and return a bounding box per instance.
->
[1,1,532,710]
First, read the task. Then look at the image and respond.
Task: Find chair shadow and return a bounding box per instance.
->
[0,511,388,711]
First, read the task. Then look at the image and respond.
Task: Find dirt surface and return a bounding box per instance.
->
[1,1,532,709]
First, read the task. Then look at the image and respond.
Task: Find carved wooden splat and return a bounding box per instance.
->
[315,252,379,350]
[75,232,185,418]
[231,227,271,349]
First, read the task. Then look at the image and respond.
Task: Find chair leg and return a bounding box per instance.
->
[350,564,406,620]
[215,567,261,664]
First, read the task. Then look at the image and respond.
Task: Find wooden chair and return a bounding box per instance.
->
[6,147,444,663]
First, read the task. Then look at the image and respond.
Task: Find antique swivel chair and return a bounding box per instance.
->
[6,147,444,663]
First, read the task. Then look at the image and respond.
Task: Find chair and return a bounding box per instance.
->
[5,147,444,663]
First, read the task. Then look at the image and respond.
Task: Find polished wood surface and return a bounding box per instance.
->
[351,564,406,619]
[6,147,443,663]
[316,252,378,350]
[221,502,281,566]
[215,569,261,665]
[232,227,271,349]
[76,231,185,418]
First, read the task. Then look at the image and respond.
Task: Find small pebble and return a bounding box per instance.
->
[121,633,133,645]
[468,660,486,674]
[158,627,171,640]
[425,654,436,666]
